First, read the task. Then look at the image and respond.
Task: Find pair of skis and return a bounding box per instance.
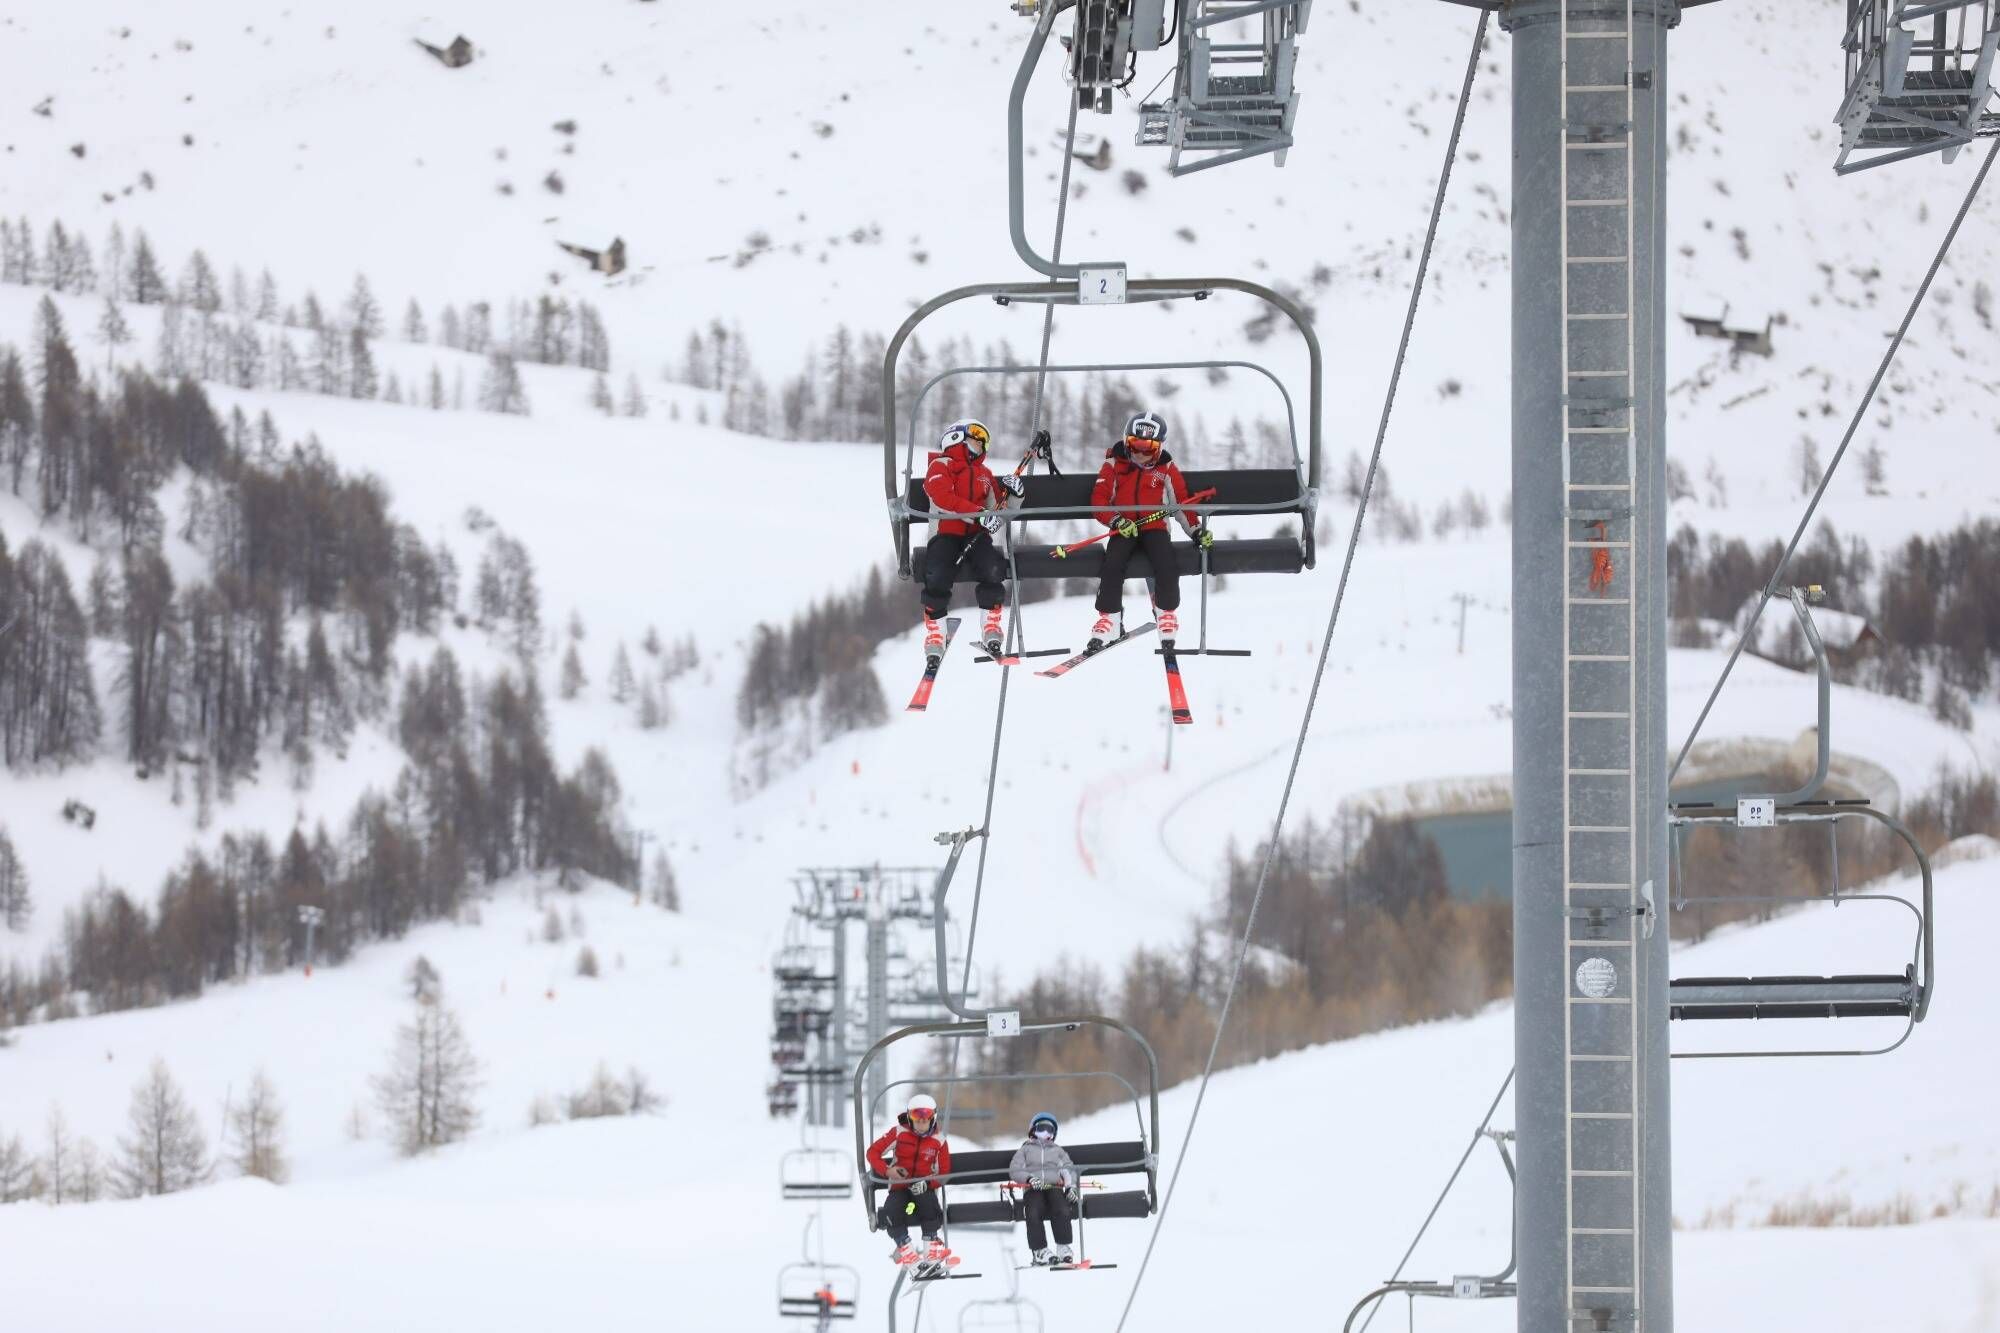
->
[906,619,1192,725]
[1036,622,1193,726]
[898,1248,977,1282]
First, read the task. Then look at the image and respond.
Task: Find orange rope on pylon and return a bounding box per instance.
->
[1586,519,1615,593]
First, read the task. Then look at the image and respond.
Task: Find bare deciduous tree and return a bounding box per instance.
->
[114,1059,210,1198]
[229,1070,289,1183]
[374,1000,482,1155]
[42,1105,72,1204]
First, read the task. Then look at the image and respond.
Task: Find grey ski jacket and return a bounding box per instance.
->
[1008,1138,1076,1189]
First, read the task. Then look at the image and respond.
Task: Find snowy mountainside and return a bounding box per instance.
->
[0,0,1996,1329]
[0,858,1995,1331]
[0,0,1994,517]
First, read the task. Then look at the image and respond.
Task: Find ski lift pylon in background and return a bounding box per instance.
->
[781,1147,855,1201]
[777,1261,859,1324]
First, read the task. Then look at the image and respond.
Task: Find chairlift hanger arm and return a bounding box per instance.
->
[1009,0,1105,280]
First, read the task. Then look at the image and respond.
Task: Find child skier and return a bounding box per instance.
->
[866,1092,955,1273]
[1086,411,1212,649]
[920,419,1027,658]
[1008,1111,1078,1266]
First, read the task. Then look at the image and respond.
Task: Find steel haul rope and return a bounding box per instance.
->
[1668,135,1998,781]
[1113,13,1491,1327]
[907,65,1086,1333]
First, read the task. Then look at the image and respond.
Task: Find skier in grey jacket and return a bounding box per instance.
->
[1008,1111,1078,1265]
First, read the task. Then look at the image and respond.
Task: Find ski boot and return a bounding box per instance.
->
[893,1242,919,1267]
[1086,613,1118,652]
[915,1237,950,1278]
[922,617,946,665]
[1054,1244,1076,1266]
[1156,609,1179,647]
[981,605,1005,655]
[1031,1248,1055,1267]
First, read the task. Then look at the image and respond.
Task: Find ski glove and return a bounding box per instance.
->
[1030,429,1053,462]
[888,1165,911,1180]
[980,512,1007,535]
[907,1179,929,1196]
[1028,1176,1046,1191]
[997,474,1026,498]
[1193,524,1215,550]
[1113,518,1141,540]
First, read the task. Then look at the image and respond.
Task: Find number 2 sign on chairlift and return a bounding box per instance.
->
[1078,265,1126,305]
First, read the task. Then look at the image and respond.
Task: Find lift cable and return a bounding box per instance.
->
[1667,136,1999,782]
[907,70,1088,1333]
[1113,12,1491,1329]
[1351,1066,1515,1333]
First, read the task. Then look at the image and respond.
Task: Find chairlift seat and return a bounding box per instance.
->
[940,1189,1153,1227]
[1669,967,1918,1021]
[913,1141,1150,1187]
[906,469,1309,581]
[778,1296,856,1320]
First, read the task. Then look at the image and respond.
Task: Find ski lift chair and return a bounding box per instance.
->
[1662,588,1935,1058]
[777,1262,859,1324]
[769,1080,802,1118]
[884,282,1322,588]
[960,1294,1047,1332]
[775,943,838,990]
[851,1016,1161,1246]
[782,1147,856,1201]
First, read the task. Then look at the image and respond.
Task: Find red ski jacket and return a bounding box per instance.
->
[1091,444,1200,532]
[867,1114,953,1183]
[923,443,1005,538]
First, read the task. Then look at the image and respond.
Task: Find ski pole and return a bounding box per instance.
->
[1049,488,1218,559]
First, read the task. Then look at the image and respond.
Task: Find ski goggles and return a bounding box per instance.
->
[1125,436,1162,458]
[942,423,991,449]
[909,1108,936,1122]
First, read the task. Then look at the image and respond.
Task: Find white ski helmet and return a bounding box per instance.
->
[908,1093,939,1120]
[940,420,992,455]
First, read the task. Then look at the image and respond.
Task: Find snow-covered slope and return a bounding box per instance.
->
[1,0,1997,1329]
[0,857,1995,1331]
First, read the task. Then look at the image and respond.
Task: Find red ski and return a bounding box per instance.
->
[1034,623,1156,679]
[906,618,962,713]
[1161,647,1193,725]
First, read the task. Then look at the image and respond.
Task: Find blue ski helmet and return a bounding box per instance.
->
[1029,1112,1059,1138]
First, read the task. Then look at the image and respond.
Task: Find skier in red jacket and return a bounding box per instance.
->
[920,420,1025,659]
[1086,411,1212,649]
[866,1092,954,1271]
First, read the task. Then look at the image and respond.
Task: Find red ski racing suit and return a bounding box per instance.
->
[1089,442,1202,615]
[920,442,1010,619]
[868,1114,954,1245]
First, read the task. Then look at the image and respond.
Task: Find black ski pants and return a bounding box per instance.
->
[1095,528,1181,615]
[1022,1186,1075,1251]
[922,530,1008,620]
[884,1185,944,1244]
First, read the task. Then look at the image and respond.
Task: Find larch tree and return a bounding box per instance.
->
[43,1105,73,1204]
[96,296,132,377]
[228,1070,289,1183]
[0,827,30,932]
[114,1059,211,1198]
[559,643,587,700]
[373,999,482,1156]
[608,644,637,704]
